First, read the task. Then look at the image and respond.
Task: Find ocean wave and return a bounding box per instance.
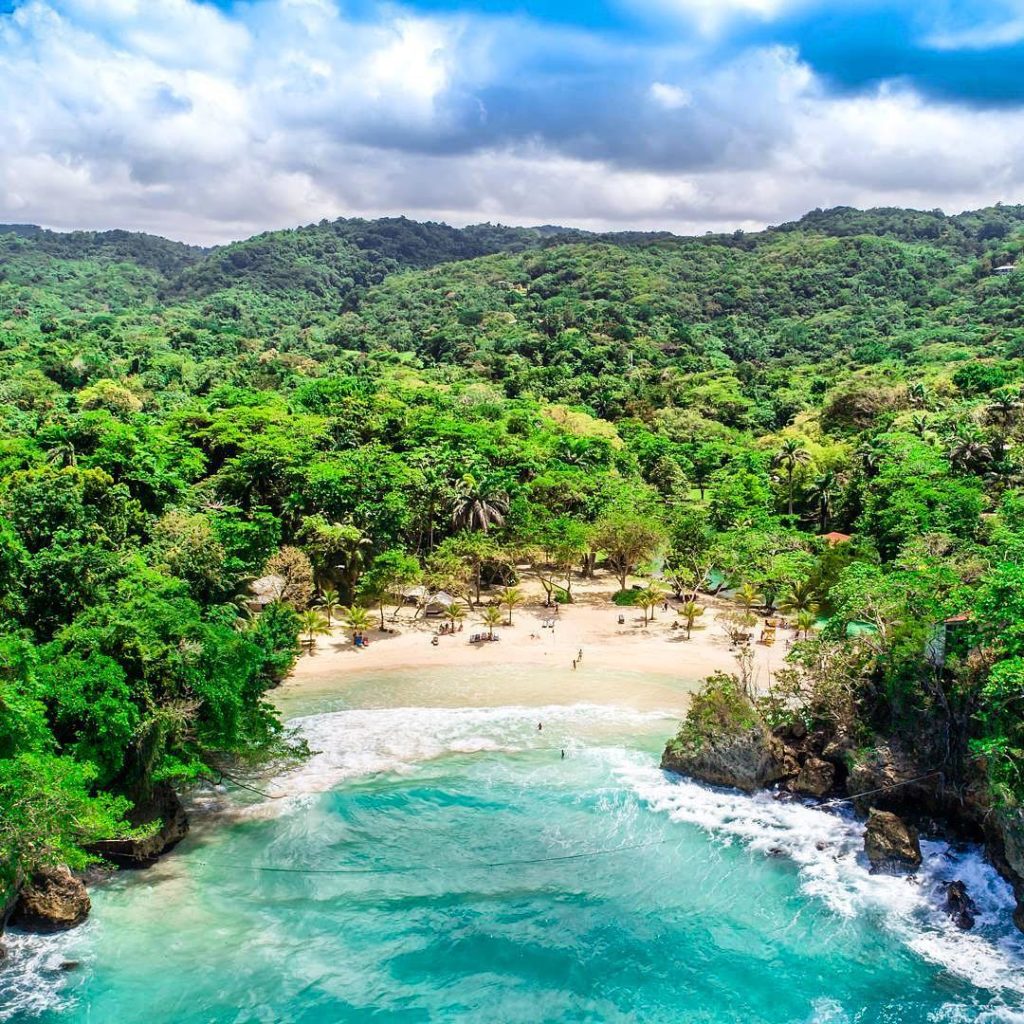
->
[260,703,675,803]
[616,756,1024,1007]
[0,928,86,1023]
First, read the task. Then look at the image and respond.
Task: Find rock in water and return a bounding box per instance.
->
[661,673,788,792]
[91,781,189,867]
[944,880,977,930]
[790,756,836,798]
[10,868,90,932]
[864,808,922,873]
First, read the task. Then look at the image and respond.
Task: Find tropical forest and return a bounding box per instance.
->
[4,204,1024,1018]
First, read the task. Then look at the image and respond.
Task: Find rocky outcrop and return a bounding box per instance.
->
[9,868,90,932]
[864,808,922,873]
[985,806,1024,933]
[790,756,836,798]
[0,884,19,957]
[661,675,788,792]
[944,880,977,930]
[848,744,934,813]
[90,782,189,867]
[661,725,787,792]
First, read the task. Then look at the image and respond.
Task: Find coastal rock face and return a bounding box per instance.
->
[864,808,922,873]
[790,757,836,798]
[91,782,189,867]
[0,885,18,957]
[846,742,945,817]
[10,868,90,932]
[987,807,1024,934]
[661,674,787,792]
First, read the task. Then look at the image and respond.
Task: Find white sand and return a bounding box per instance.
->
[275,572,786,713]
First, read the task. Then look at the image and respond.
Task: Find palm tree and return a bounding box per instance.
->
[795,609,817,639]
[342,605,372,639]
[447,601,467,631]
[734,582,761,616]
[856,441,884,480]
[780,579,819,616]
[910,413,932,439]
[316,587,342,627]
[450,473,509,533]
[806,470,840,533]
[635,590,656,625]
[772,439,812,517]
[645,582,668,621]
[987,388,1023,439]
[907,381,930,409]
[479,604,503,639]
[678,599,705,639]
[298,609,329,649]
[947,425,993,475]
[501,587,524,625]
[339,527,373,602]
[45,440,77,468]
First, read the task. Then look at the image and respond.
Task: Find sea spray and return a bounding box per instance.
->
[262,703,677,802]
[615,754,1024,1006]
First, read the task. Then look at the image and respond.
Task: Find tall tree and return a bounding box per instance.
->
[772,439,812,518]
[592,511,666,593]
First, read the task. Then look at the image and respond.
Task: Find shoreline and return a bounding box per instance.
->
[275,572,783,714]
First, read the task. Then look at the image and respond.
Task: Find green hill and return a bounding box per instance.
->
[4,204,1024,909]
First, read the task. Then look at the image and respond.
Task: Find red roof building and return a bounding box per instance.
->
[822,531,852,545]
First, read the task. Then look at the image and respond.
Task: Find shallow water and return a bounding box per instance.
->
[4,668,1024,1023]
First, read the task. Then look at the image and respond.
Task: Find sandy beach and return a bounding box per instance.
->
[275,572,787,711]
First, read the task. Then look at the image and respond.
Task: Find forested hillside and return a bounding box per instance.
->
[3,206,1024,918]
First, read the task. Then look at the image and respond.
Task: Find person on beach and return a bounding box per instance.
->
[538,722,543,732]
[572,659,577,670]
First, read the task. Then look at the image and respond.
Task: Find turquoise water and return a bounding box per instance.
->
[4,670,1024,1023]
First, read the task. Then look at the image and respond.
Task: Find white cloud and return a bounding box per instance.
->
[921,0,1024,50]
[650,82,692,109]
[2,0,1024,244]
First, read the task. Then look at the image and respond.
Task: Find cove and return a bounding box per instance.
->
[3,667,1024,1024]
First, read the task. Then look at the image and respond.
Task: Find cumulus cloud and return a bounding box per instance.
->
[2,0,1024,243]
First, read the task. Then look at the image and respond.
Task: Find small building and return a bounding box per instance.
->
[247,574,286,612]
[423,591,458,617]
[400,584,428,606]
[927,612,972,668]
[822,531,853,546]
[994,264,1018,275]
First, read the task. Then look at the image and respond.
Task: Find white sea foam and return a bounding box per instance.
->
[263,702,674,802]
[0,927,86,1023]
[615,755,1024,1006]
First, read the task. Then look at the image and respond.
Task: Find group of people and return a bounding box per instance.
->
[437,621,462,635]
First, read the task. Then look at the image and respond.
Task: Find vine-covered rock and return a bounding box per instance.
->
[662,673,789,792]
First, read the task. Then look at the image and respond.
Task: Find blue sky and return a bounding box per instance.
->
[2,0,1024,242]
